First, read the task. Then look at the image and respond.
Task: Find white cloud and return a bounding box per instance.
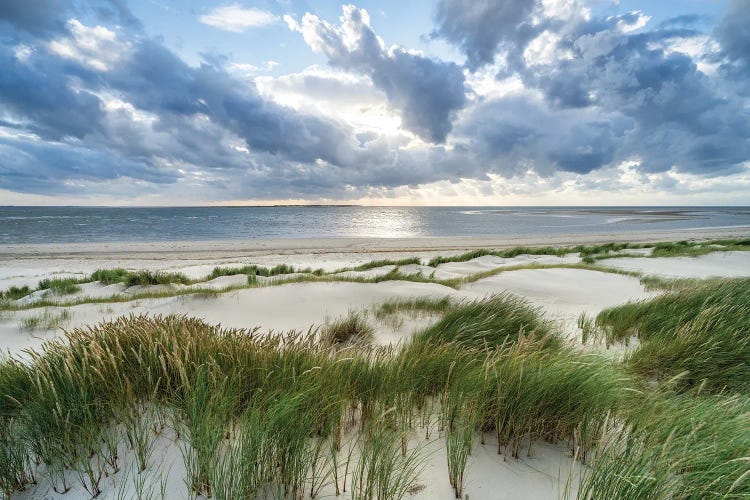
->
[199,4,278,32]
[614,10,650,33]
[13,44,33,61]
[255,66,403,135]
[48,19,130,71]
[229,60,280,77]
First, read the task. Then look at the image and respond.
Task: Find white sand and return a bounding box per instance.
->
[2,227,748,289]
[7,249,750,355]
[4,232,750,500]
[1,281,473,356]
[12,422,579,500]
[464,268,657,337]
[598,251,750,278]
[437,253,580,276]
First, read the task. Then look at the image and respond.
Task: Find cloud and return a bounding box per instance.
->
[199,4,278,32]
[288,5,466,143]
[0,0,140,36]
[433,1,750,177]
[432,0,538,70]
[0,0,748,204]
[48,19,131,71]
[715,0,750,94]
[0,135,177,195]
[0,0,65,35]
[457,94,629,176]
[0,42,105,140]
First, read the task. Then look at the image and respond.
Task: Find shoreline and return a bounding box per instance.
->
[1,226,749,260]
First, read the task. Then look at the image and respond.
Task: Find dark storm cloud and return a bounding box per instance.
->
[715,0,750,94]
[292,5,466,143]
[657,14,703,29]
[0,19,365,193]
[1,0,749,202]
[432,0,750,176]
[0,136,177,194]
[0,0,65,35]
[0,0,140,36]
[0,44,105,140]
[97,39,358,167]
[458,95,628,175]
[432,0,538,70]
[526,23,750,174]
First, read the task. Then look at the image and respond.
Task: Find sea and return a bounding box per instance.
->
[0,206,749,244]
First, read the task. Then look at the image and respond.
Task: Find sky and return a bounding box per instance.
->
[0,0,749,206]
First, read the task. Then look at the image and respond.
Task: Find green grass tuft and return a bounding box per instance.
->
[320,313,375,347]
[19,309,72,331]
[580,391,750,499]
[37,278,81,295]
[374,296,454,320]
[124,270,192,287]
[597,278,750,393]
[0,286,32,302]
[90,268,130,285]
[413,293,559,351]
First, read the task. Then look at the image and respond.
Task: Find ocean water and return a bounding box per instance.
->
[0,206,749,244]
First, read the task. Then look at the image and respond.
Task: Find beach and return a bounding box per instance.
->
[2,228,749,499]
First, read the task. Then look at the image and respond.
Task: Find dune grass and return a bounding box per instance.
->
[594,278,750,394]
[580,390,750,499]
[0,286,31,302]
[90,268,194,287]
[338,257,422,273]
[209,263,323,280]
[37,278,83,296]
[412,294,559,351]
[0,293,639,499]
[427,246,572,267]
[320,312,375,347]
[4,235,750,311]
[1,291,746,499]
[19,309,72,331]
[1,238,748,497]
[374,296,454,320]
[90,268,130,285]
[123,270,192,287]
[595,278,748,345]
[0,261,624,312]
[650,238,750,257]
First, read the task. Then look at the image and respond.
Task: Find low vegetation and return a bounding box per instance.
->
[427,246,573,267]
[19,309,72,331]
[338,257,421,272]
[580,391,750,499]
[374,296,454,320]
[651,238,750,257]
[2,236,749,310]
[595,278,750,393]
[0,286,31,302]
[90,268,130,285]
[37,278,82,296]
[319,312,375,347]
[123,270,192,287]
[0,285,747,499]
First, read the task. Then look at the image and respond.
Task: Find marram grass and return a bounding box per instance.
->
[0,297,627,498]
[4,235,749,308]
[0,289,747,499]
[579,390,750,499]
[596,278,750,393]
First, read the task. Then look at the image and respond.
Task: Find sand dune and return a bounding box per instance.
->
[3,235,750,500]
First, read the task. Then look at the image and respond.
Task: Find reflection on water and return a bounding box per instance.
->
[0,206,748,244]
[345,208,422,238]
